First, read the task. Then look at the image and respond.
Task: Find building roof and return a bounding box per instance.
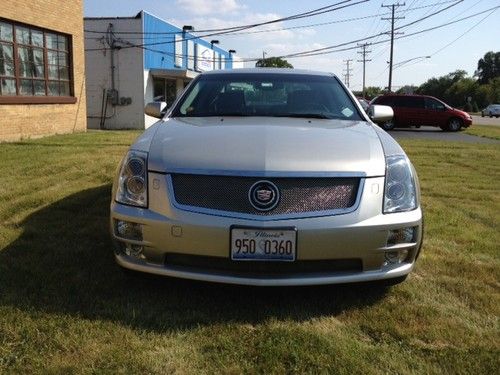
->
[84,12,141,20]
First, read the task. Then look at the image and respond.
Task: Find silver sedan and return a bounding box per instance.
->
[110,69,423,286]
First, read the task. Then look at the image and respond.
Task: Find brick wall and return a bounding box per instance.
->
[1,0,86,141]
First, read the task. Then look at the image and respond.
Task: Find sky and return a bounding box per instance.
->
[84,0,500,90]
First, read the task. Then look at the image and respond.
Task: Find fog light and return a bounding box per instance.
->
[387,227,416,246]
[115,220,143,241]
[384,249,409,265]
[124,243,145,259]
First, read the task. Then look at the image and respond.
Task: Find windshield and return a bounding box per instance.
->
[171,73,363,121]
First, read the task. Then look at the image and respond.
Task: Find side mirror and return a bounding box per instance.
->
[368,104,393,123]
[145,101,167,118]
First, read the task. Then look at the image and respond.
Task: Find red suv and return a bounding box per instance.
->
[371,94,472,131]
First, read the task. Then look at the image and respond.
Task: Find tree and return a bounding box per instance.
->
[396,85,418,94]
[486,77,500,103]
[255,57,293,68]
[416,70,468,106]
[445,77,478,108]
[362,86,383,99]
[475,51,499,84]
[415,57,499,109]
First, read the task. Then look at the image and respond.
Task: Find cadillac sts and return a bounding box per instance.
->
[110,69,423,286]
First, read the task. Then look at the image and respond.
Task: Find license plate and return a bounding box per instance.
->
[230,227,297,261]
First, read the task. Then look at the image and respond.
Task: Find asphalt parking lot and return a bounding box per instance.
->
[388,126,498,143]
[471,115,500,126]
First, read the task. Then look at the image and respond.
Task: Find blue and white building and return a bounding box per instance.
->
[84,11,242,129]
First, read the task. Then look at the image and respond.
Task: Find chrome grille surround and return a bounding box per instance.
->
[167,172,364,220]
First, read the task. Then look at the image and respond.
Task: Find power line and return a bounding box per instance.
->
[85,0,360,34]
[386,7,496,83]
[85,12,385,40]
[84,0,460,40]
[268,0,463,60]
[368,0,462,81]
[381,2,406,92]
[431,6,497,57]
[141,0,370,49]
[343,59,353,87]
[84,4,500,70]
[357,43,372,98]
[84,0,368,48]
[271,5,498,60]
[85,0,462,53]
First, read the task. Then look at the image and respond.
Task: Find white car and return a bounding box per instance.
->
[111,69,423,286]
[481,104,500,118]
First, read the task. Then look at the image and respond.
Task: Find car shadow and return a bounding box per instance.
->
[0,185,389,333]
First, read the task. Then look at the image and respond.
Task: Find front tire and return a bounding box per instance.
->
[447,118,462,132]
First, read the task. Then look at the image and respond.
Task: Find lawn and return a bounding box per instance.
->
[0,131,499,374]
[465,124,500,140]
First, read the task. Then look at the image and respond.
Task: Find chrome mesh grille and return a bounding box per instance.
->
[170,174,360,215]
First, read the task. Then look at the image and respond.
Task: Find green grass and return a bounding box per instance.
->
[0,131,499,374]
[465,124,500,140]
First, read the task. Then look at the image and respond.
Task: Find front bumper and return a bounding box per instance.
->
[115,253,414,286]
[111,175,423,286]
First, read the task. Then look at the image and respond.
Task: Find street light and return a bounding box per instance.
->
[182,25,194,32]
[393,55,430,69]
[210,40,219,70]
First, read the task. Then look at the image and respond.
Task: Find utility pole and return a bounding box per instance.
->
[357,43,372,98]
[343,59,353,88]
[381,2,405,92]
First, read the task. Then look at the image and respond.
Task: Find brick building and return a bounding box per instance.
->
[0,0,86,141]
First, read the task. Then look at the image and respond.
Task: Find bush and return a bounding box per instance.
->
[464,102,473,112]
[472,102,479,112]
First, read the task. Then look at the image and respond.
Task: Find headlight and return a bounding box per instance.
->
[116,150,148,207]
[383,155,417,213]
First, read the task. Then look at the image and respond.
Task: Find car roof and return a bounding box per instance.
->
[378,93,430,98]
[201,68,337,78]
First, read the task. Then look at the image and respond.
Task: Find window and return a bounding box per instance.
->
[153,77,177,106]
[173,73,363,121]
[0,19,75,104]
[425,97,445,110]
[394,96,424,108]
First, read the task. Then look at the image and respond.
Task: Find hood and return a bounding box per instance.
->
[147,117,386,177]
[453,108,471,118]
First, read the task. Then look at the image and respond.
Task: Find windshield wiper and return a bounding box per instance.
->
[273,113,333,119]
